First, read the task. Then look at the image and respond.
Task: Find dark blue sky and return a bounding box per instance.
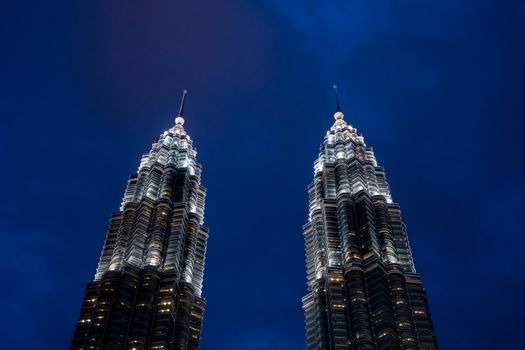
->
[1,1,524,349]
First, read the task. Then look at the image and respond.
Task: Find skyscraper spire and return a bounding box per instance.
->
[332,85,344,122]
[333,84,341,112]
[176,89,188,126]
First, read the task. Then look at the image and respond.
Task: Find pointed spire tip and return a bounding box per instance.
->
[175,89,188,126]
[332,84,344,121]
[178,89,188,116]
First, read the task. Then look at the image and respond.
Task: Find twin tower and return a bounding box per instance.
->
[70,90,438,350]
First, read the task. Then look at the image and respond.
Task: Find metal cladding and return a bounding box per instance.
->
[70,112,209,350]
[302,110,438,349]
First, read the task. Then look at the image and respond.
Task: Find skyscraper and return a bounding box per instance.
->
[70,91,209,350]
[302,88,437,349]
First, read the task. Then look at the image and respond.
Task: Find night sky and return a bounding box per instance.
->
[1,1,525,349]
